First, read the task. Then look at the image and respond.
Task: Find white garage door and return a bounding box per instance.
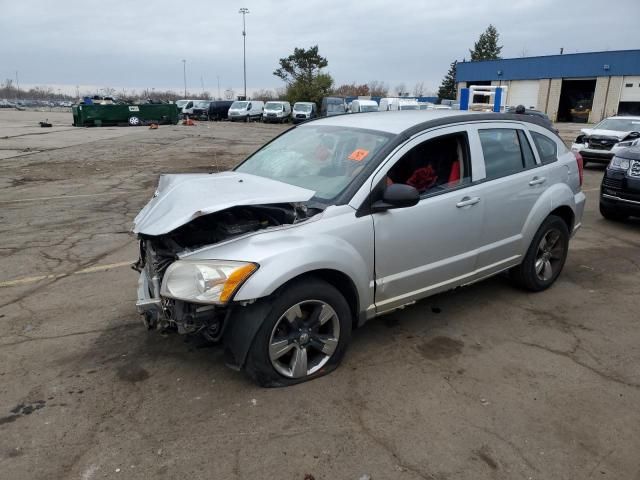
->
[507,80,540,109]
[620,76,640,102]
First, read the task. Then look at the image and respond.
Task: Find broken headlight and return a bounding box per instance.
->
[161,260,258,304]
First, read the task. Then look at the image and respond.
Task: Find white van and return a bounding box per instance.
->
[262,101,292,123]
[350,99,379,113]
[292,102,317,123]
[397,99,420,111]
[228,100,265,122]
[378,98,399,111]
[179,99,198,116]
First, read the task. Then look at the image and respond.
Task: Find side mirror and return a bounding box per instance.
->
[371,183,420,212]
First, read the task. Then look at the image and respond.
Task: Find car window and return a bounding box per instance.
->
[479,128,533,179]
[530,132,558,164]
[386,132,471,196]
[517,130,537,168]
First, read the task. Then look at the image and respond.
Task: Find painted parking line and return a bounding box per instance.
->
[0,261,133,288]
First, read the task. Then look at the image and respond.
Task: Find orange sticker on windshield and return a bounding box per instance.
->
[348,149,369,162]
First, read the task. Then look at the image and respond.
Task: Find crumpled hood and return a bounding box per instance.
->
[580,128,632,140]
[133,172,315,236]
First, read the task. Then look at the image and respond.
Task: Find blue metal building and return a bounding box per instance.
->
[455,49,640,123]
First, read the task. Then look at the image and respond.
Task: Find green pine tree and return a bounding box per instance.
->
[469,24,503,61]
[437,60,457,101]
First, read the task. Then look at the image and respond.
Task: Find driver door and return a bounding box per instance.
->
[370,126,486,313]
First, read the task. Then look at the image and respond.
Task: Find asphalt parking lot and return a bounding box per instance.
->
[1,110,639,480]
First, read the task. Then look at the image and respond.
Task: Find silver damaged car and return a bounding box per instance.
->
[133,110,586,386]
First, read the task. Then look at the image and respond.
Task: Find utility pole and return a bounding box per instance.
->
[15,70,19,102]
[239,8,250,100]
[182,59,187,98]
[217,75,221,100]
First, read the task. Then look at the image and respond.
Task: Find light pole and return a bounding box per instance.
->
[239,8,249,100]
[182,59,187,98]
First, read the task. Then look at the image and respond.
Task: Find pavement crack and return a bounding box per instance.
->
[517,341,640,389]
[0,323,137,348]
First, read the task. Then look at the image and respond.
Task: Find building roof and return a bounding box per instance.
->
[457,49,640,82]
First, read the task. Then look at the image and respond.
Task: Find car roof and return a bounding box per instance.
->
[606,116,640,120]
[302,110,557,136]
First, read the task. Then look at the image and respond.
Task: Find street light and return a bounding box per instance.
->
[239,7,249,100]
[182,59,187,98]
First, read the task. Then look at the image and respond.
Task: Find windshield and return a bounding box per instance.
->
[294,103,312,112]
[595,118,640,132]
[236,125,392,201]
[399,104,419,110]
[176,100,188,107]
[265,102,283,111]
[194,101,209,108]
[360,104,378,112]
[327,103,345,113]
[231,101,248,109]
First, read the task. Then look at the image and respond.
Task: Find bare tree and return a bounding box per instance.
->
[395,83,407,96]
[368,80,388,97]
[413,81,425,97]
[253,89,277,101]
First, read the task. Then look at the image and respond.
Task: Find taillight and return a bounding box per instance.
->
[574,151,584,187]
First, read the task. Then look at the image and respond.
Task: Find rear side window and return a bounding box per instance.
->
[531,132,558,164]
[479,129,534,180]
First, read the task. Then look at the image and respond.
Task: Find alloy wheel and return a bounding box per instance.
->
[535,228,565,282]
[268,300,340,379]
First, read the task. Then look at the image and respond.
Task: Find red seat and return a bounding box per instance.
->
[448,160,460,184]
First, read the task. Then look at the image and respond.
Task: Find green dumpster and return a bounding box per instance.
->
[72,103,179,127]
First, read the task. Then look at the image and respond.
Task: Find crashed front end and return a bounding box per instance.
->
[571,130,640,164]
[131,172,316,344]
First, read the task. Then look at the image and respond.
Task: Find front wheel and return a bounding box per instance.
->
[510,215,569,292]
[245,278,352,387]
[128,116,141,126]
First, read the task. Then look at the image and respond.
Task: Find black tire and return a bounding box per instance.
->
[599,203,627,221]
[510,215,569,292]
[244,115,249,123]
[244,278,352,387]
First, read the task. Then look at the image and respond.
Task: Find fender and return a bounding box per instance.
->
[520,182,576,252]
[182,205,375,317]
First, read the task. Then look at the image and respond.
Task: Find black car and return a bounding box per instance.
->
[208,100,235,121]
[600,146,640,220]
[506,106,558,133]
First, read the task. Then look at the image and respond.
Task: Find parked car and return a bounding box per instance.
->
[180,100,197,116]
[133,110,585,386]
[506,106,558,133]
[262,101,292,123]
[320,97,347,116]
[292,102,318,123]
[599,145,640,220]
[207,100,235,121]
[350,99,379,113]
[192,100,212,120]
[228,100,264,122]
[571,116,640,166]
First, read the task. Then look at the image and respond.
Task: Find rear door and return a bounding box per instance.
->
[472,122,553,270]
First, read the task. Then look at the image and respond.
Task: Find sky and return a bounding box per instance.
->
[1,0,639,97]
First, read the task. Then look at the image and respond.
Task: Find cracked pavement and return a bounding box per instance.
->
[0,110,639,479]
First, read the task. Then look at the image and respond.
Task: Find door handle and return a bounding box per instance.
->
[456,196,480,208]
[529,176,547,186]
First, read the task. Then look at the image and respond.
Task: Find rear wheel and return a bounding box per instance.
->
[510,215,569,292]
[600,203,627,221]
[128,116,141,126]
[245,278,352,387]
